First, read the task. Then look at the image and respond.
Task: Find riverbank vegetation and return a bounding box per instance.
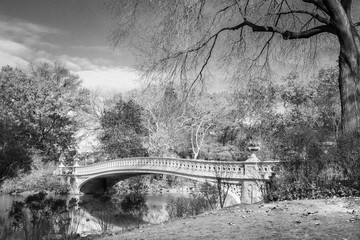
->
[0,62,89,194]
[1,156,68,195]
[6,192,75,240]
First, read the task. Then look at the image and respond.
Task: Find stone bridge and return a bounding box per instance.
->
[56,157,280,204]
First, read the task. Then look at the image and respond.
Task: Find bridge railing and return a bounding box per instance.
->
[57,157,280,180]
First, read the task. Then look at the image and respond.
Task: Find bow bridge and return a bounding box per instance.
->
[57,157,280,204]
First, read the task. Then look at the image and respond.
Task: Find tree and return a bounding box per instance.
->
[0,62,89,161]
[0,120,32,185]
[189,114,214,159]
[9,192,70,240]
[227,67,340,160]
[126,85,191,157]
[314,67,341,138]
[100,98,148,158]
[109,0,360,134]
[121,191,148,219]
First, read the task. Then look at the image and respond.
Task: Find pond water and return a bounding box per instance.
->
[0,191,190,236]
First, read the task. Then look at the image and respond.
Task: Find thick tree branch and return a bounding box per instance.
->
[276,10,330,25]
[161,18,335,91]
[302,0,330,15]
[188,19,334,55]
[323,0,350,28]
[341,0,352,17]
[243,20,335,39]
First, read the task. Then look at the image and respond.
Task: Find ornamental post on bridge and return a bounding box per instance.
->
[242,145,263,204]
[72,157,80,174]
[56,153,66,175]
[246,145,260,162]
[67,157,81,195]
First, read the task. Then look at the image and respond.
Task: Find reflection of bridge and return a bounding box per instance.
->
[57,157,280,204]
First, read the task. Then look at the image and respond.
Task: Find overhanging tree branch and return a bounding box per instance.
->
[303,0,330,15]
[245,21,336,39]
[184,19,335,57]
[276,10,330,25]
[154,18,336,94]
[341,0,352,17]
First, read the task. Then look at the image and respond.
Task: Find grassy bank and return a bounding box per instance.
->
[99,197,360,240]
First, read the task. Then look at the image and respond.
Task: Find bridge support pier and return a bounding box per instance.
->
[241,180,264,204]
[60,175,81,195]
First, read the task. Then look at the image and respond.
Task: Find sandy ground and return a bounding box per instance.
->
[100,197,360,240]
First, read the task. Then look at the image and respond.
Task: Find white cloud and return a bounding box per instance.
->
[78,67,140,93]
[0,51,29,67]
[57,55,140,93]
[0,18,60,49]
[0,38,32,67]
[0,17,140,93]
[58,55,102,71]
[0,17,59,68]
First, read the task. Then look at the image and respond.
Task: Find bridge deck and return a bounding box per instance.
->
[70,157,279,181]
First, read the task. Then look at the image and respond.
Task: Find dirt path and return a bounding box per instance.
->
[99,197,360,240]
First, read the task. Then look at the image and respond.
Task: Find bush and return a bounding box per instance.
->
[166,194,210,219]
[121,192,148,219]
[0,161,69,194]
[199,182,219,210]
[334,131,360,189]
[81,195,119,233]
[8,191,72,240]
[265,174,360,202]
[265,129,360,202]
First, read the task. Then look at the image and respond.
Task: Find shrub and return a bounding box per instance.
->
[166,194,210,219]
[265,161,360,202]
[199,182,219,210]
[334,131,360,189]
[81,195,117,233]
[8,191,72,240]
[265,129,360,202]
[0,160,69,194]
[121,192,148,219]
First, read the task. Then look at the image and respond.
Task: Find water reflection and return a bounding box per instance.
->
[0,192,186,237]
[0,195,25,236]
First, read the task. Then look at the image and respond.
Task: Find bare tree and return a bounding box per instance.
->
[109,0,360,134]
[214,167,231,208]
[190,115,214,159]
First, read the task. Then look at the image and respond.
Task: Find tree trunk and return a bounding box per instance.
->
[338,50,360,133]
[318,0,360,134]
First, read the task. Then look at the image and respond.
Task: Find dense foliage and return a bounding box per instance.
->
[0,63,89,161]
[100,99,148,158]
[0,62,89,185]
[8,192,75,240]
[166,195,210,219]
[121,192,148,219]
[0,121,32,184]
[124,66,359,202]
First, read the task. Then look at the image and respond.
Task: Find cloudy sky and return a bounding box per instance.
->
[0,0,139,93]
